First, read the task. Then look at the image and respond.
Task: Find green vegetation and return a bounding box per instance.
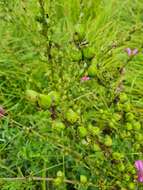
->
[0,0,143,189]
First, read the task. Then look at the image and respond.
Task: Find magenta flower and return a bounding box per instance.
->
[81,76,90,81]
[0,106,5,118]
[125,48,138,56]
[135,160,143,182]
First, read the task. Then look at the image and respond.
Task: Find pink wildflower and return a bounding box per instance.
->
[135,160,143,182]
[81,76,90,81]
[0,106,5,118]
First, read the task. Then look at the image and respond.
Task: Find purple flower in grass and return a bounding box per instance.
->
[125,48,132,56]
[0,106,5,118]
[135,160,143,182]
[132,48,138,55]
[125,48,138,56]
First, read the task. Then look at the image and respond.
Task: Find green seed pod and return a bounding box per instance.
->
[88,124,100,136]
[48,91,60,105]
[91,57,98,65]
[99,109,104,114]
[78,126,88,138]
[101,113,107,120]
[73,32,79,42]
[108,121,115,128]
[135,133,143,142]
[121,188,127,190]
[92,144,101,151]
[116,102,123,111]
[126,131,131,137]
[117,163,125,172]
[57,171,64,178]
[52,121,65,132]
[91,127,101,136]
[116,180,121,186]
[124,174,130,181]
[38,94,52,108]
[88,64,97,77]
[127,164,136,174]
[66,109,79,124]
[125,112,134,121]
[134,143,140,150]
[71,48,82,61]
[133,121,141,130]
[123,102,131,112]
[128,182,135,189]
[120,131,127,138]
[25,89,38,103]
[119,93,128,103]
[83,47,95,59]
[54,177,62,186]
[125,123,132,131]
[113,113,122,121]
[74,24,85,41]
[80,175,87,184]
[112,152,124,160]
[50,47,58,58]
[104,135,112,147]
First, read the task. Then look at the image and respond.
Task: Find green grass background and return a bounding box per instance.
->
[0,0,143,189]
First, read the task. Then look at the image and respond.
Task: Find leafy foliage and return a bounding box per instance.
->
[0,0,143,189]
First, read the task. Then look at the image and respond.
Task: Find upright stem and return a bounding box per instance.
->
[41,161,47,190]
[38,0,54,81]
[38,0,48,36]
